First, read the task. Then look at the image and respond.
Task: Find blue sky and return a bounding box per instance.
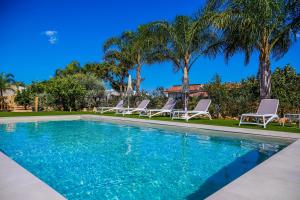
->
[0,0,299,91]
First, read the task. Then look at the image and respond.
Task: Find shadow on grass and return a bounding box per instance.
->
[186,150,268,200]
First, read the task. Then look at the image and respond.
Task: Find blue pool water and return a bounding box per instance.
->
[0,120,287,199]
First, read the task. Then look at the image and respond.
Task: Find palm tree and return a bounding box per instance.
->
[55,61,82,77]
[0,72,15,110]
[103,36,135,95]
[103,27,156,95]
[148,13,219,107]
[0,73,15,97]
[211,0,300,99]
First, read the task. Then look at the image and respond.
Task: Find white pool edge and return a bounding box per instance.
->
[0,114,299,200]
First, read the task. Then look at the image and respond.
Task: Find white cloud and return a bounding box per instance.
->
[43,30,58,44]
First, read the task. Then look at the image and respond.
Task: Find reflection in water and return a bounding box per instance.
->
[186,150,266,200]
[125,137,132,155]
[34,122,39,130]
[240,140,280,156]
[5,123,16,133]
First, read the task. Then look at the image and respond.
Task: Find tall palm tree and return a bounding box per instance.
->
[0,72,15,97]
[211,0,300,99]
[103,27,156,95]
[148,13,219,106]
[125,26,159,95]
[103,36,135,94]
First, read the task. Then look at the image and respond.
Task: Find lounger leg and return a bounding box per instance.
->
[263,116,266,128]
[239,115,243,126]
[151,111,164,118]
[265,115,278,127]
[207,113,212,120]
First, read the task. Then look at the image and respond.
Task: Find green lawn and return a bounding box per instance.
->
[0,111,299,133]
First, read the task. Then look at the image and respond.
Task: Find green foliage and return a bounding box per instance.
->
[205,74,228,117]
[206,74,260,118]
[55,61,82,77]
[76,74,105,108]
[147,11,219,105]
[29,81,47,94]
[226,77,259,117]
[40,73,105,111]
[271,64,300,115]
[45,75,87,111]
[15,89,32,110]
[148,87,168,108]
[212,0,300,63]
[103,35,134,93]
[148,14,218,72]
[0,72,15,96]
[211,0,300,98]
[83,63,112,81]
[204,65,299,118]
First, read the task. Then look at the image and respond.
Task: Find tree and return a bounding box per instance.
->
[271,64,300,114]
[0,72,15,110]
[82,62,119,91]
[0,72,15,97]
[103,26,161,95]
[15,89,32,110]
[46,75,86,111]
[103,36,135,95]
[76,73,105,108]
[124,27,159,94]
[55,61,82,77]
[205,74,228,118]
[148,12,218,108]
[211,0,300,99]
[149,87,168,109]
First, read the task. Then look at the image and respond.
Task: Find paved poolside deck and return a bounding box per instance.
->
[0,115,300,199]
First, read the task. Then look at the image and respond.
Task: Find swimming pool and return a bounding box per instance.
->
[0,120,288,199]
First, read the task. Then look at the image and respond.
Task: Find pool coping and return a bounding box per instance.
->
[1,114,299,139]
[1,114,300,199]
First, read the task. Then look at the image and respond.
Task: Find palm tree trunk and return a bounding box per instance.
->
[119,85,123,97]
[182,53,191,110]
[259,50,271,99]
[136,60,141,95]
[183,66,189,91]
[182,65,189,111]
[0,90,3,110]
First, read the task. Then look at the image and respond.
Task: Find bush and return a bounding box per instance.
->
[15,89,32,110]
[45,75,87,111]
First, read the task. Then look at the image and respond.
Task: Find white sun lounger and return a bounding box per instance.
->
[141,98,177,118]
[172,99,212,121]
[121,99,150,116]
[239,99,279,128]
[96,100,124,114]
